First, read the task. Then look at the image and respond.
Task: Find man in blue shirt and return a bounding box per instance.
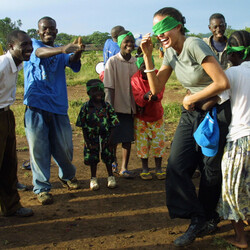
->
[23,16,84,205]
[103,25,124,65]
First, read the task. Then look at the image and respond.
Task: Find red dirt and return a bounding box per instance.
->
[0,85,249,250]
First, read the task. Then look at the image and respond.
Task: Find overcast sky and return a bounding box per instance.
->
[1,0,249,37]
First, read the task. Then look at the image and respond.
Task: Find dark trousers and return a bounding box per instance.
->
[0,110,21,216]
[166,100,231,221]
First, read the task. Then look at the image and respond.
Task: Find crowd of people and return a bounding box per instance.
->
[0,7,249,248]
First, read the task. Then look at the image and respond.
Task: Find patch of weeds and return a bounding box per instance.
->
[212,236,238,250]
[17,146,29,152]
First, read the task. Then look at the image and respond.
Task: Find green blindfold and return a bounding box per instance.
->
[152,16,189,36]
[87,82,104,95]
[117,32,134,47]
[227,45,250,60]
[136,56,154,69]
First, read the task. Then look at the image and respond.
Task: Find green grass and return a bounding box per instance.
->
[212,237,239,250]
[14,49,182,138]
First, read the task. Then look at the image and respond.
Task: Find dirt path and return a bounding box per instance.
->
[0,85,249,250]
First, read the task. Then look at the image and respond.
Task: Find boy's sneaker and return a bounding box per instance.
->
[90,177,99,191]
[59,177,80,190]
[107,176,117,189]
[37,192,53,205]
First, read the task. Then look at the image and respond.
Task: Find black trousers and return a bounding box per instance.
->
[0,110,21,216]
[166,100,231,221]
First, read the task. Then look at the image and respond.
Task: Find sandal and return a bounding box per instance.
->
[112,162,119,175]
[156,171,166,180]
[140,172,153,180]
[119,170,134,179]
[21,160,31,170]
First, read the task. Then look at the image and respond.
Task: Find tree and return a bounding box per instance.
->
[55,33,75,45]
[27,28,39,40]
[0,17,22,50]
[87,31,110,47]
[225,25,236,38]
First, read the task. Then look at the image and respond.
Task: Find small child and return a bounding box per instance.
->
[104,30,138,178]
[76,79,120,190]
[216,30,250,249]
[131,52,166,180]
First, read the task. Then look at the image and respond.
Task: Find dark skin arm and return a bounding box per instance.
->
[35,37,85,61]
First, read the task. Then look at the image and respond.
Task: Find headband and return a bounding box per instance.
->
[86,82,104,94]
[152,16,189,35]
[136,56,155,69]
[117,32,134,47]
[226,45,250,60]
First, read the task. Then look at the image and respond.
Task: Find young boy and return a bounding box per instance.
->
[103,25,125,65]
[76,79,120,190]
[103,30,138,178]
[203,13,231,70]
[0,30,33,217]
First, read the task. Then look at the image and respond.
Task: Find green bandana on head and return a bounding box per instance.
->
[87,82,104,95]
[152,16,189,36]
[136,56,155,69]
[136,57,144,69]
[117,31,134,47]
[227,45,250,60]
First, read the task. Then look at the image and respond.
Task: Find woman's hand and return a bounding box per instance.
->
[183,94,195,111]
[140,33,153,56]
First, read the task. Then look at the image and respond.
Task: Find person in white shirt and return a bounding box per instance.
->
[0,30,34,217]
[217,30,250,249]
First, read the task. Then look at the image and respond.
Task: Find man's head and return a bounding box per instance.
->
[38,16,58,46]
[7,30,33,66]
[111,25,125,42]
[208,13,227,42]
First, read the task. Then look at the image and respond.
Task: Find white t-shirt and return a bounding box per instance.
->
[224,61,250,142]
[0,51,22,108]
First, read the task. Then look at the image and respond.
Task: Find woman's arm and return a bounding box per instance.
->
[183,56,230,110]
[141,33,173,95]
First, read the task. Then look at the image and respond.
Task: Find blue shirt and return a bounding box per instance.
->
[103,39,120,65]
[23,39,81,115]
[211,39,226,52]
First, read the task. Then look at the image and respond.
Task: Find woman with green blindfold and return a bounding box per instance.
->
[141,7,232,247]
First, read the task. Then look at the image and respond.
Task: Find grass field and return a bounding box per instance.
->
[13,49,183,137]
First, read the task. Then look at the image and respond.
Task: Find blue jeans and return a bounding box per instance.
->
[24,107,76,194]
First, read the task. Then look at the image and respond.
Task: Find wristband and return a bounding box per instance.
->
[144,67,156,73]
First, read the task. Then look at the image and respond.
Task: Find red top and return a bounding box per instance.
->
[131,70,164,122]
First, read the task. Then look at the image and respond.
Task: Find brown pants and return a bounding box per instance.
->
[0,110,21,216]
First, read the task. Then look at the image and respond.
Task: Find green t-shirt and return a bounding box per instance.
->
[163,37,218,93]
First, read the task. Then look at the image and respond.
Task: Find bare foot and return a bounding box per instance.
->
[227,237,248,249]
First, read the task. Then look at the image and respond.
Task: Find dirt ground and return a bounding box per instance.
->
[0,85,249,250]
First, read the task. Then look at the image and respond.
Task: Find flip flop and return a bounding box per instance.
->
[140,172,153,180]
[112,162,119,175]
[21,160,31,170]
[156,171,166,180]
[119,170,134,179]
